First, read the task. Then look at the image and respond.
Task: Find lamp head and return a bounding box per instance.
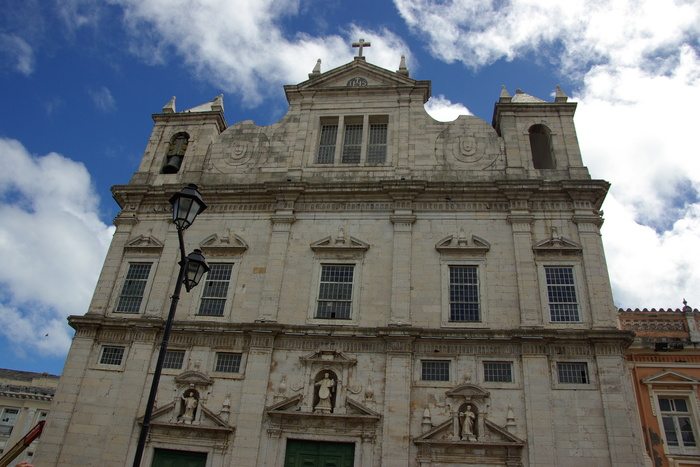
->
[169,184,207,230]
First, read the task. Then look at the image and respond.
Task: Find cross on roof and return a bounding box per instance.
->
[352,38,371,57]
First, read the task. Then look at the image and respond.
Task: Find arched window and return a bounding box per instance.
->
[162,132,189,174]
[528,124,554,169]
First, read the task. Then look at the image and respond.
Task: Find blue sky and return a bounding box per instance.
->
[1,0,700,376]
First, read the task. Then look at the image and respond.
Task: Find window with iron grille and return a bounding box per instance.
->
[484,362,513,383]
[557,362,588,384]
[422,360,450,381]
[341,123,363,163]
[316,265,354,319]
[545,266,580,322]
[449,266,480,322]
[197,264,233,316]
[659,397,698,453]
[99,346,125,366]
[317,124,338,163]
[0,407,19,437]
[367,123,387,162]
[215,353,242,373]
[163,350,185,370]
[115,263,152,313]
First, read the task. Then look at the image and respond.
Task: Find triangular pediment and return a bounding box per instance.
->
[533,230,582,256]
[200,232,249,257]
[299,349,357,366]
[436,232,491,255]
[138,401,234,432]
[642,369,700,386]
[124,233,164,253]
[310,230,369,257]
[414,417,524,445]
[286,58,431,103]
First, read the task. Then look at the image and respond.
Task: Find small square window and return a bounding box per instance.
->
[99,346,125,366]
[215,353,241,373]
[163,350,185,370]
[421,361,450,381]
[484,362,513,383]
[557,362,588,384]
[115,263,152,313]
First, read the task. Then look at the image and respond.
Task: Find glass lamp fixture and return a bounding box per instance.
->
[169,183,207,230]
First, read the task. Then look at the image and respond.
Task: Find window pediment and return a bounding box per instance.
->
[533,230,582,257]
[124,233,164,254]
[200,232,249,257]
[435,232,490,256]
[642,369,700,386]
[311,229,369,258]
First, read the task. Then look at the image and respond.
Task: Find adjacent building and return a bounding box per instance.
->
[37,51,645,466]
[0,369,58,464]
[620,303,700,467]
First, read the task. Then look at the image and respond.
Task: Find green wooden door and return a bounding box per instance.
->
[284,439,355,467]
[151,448,207,467]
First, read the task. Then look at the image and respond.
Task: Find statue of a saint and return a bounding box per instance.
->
[459,405,476,440]
[314,372,336,413]
[181,390,198,424]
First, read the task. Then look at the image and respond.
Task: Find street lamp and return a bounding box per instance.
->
[132,184,209,467]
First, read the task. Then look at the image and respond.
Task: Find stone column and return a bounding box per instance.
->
[390,212,416,326]
[507,210,540,327]
[235,332,274,466]
[522,345,555,466]
[381,337,414,466]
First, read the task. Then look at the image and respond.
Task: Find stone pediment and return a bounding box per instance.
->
[642,369,700,386]
[299,349,357,366]
[124,233,164,254]
[266,394,378,420]
[446,384,491,401]
[174,370,214,387]
[141,401,234,434]
[200,232,249,257]
[310,230,369,258]
[435,232,490,255]
[286,58,430,103]
[533,232,582,256]
[414,417,524,445]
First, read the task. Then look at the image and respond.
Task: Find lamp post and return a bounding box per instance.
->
[132,184,209,467]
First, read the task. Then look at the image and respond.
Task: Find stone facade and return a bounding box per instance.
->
[37,56,645,466]
[620,303,700,467]
[0,369,58,464]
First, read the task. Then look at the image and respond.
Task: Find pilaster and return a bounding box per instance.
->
[381,337,414,466]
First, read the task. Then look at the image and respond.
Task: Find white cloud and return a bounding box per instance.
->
[0,138,114,357]
[0,33,35,75]
[89,85,116,113]
[395,0,700,309]
[112,0,411,105]
[425,94,473,121]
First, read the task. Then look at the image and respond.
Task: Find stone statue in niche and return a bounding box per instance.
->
[459,404,477,441]
[314,372,336,413]
[180,390,199,425]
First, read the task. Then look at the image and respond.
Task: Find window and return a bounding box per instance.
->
[162,132,189,174]
[0,408,19,437]
[99,346,125,366]
[449,266,480,322]
[529,124,554,169]
[557,362,588,384]
[316,265,354,320]
[659,397,698,452]
[115,263,152,313]
[215,353,242,373]
[316,115,388,164]
[422,361,450,382]
[545,266,580,322]
[484,362,513,383]
[197,264,233,316]
[163,350,185,370]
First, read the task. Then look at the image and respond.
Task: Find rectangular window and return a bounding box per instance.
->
[545,266,580,321]
[99,346,125,366]
[163,350,185,370]
[317,124,338,163]
[421,361,450,381]
[316,265,354,319]
[367,123,387,162]
[484,362,513,383]
[557,362,588,384]
[115,263,152,313]
[0,408,19,437]
[341,123,363,163]
[449,266,480,322]
[215,353,242,373]
[197,264,233,316]
[659,398,697,449]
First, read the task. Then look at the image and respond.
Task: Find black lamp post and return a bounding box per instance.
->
[132,184,209,467]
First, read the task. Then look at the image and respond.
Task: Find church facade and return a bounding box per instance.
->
[37,52,645,466]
